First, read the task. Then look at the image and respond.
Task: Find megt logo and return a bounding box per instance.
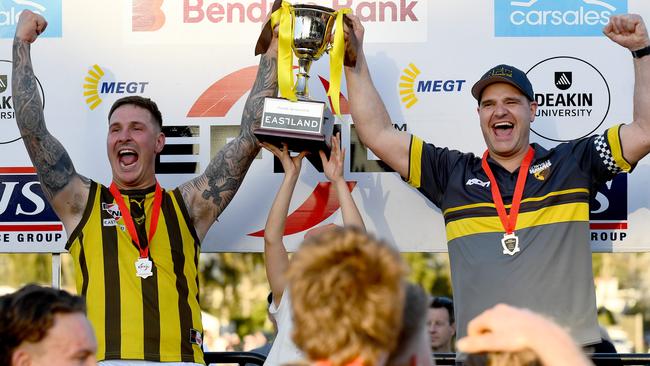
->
[83,65,150,110]
[494,0,627,37]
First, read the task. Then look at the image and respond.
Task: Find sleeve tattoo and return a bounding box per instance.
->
[12,39,82,201]
[183,53,278,219]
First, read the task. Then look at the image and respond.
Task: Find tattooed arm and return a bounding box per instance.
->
[179,33,279,240]
[12,11,90,233]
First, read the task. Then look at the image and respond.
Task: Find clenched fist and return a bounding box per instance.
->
[15,10,48,43]
[604,14,649,52]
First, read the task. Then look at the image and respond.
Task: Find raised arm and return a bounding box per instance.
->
[344,14,411,178]
[319,133,365,231]
[605,14,650,165]
[179,35,279,240]
[12,10,89,232]
[262,143,307,305]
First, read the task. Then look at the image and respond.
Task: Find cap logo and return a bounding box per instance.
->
[488,66,513,78]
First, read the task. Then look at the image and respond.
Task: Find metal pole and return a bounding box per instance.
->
[51,253,61,289]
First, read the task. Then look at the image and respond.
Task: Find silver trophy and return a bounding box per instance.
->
[255,4,338,153]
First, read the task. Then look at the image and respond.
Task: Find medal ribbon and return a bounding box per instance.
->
[481,147,534,235]
[109,181,162,259]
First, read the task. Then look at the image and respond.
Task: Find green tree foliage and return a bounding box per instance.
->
[402,252,452,298]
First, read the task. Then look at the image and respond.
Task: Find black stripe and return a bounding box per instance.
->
[173,189,201,246]
[407,136,413,182]
[66,181,97,250]
[444,191,590,224]
[133,194,161,360]
[160,144,198,155]
[162,192,195,361]
[142,260,161,360]
[100,186,121,358]
[79,231,89,298]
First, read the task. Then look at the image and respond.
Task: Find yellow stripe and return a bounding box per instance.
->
[71,188,107,360]
[170,194,204,363]
[154,207,182,360]
[119,212,145,358]
[607,124,632,172]
[446,201,589,241]
[408,135,423,188]
[443,188,589,216]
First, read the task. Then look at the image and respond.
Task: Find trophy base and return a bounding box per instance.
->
[254,128,330,152]
[255,97,335,154]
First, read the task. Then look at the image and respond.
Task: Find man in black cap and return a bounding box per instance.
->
[341,12,650,352]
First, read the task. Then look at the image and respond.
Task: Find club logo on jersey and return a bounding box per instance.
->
[529,159,552,180]
[101,202,125,230]
[190,328,203,346]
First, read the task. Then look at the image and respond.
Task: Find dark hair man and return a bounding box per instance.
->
[12,9,278,365]
[0,284,97,366]
[342,12,650,351]
[428,297,455,353]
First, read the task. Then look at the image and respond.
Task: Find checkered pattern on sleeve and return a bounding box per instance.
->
[593,135,623,174]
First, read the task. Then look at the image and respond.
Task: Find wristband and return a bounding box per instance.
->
[631,45,650,59]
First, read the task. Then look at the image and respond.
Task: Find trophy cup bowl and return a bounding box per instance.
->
[255,4,338,158]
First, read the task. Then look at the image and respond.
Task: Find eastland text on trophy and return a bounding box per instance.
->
[261,97,324,134]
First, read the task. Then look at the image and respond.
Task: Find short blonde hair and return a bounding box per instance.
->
[287,227,406,366]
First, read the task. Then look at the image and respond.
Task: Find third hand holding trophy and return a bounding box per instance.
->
[254,0,355,154]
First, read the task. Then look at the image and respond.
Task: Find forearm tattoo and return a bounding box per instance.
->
[184,53,278,218]
[12,39,77,201]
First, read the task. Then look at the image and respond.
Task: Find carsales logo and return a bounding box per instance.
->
[0,0,62,39]
[494,0,627,37]
[128,0,427,44]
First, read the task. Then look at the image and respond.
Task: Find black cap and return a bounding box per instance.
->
[471,64,534,103]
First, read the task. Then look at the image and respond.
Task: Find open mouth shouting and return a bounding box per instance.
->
[118,148,139,168]
[493,121,514,139]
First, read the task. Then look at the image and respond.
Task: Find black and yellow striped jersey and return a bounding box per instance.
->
[66,181,204,363]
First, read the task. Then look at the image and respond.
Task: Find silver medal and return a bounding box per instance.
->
[135,258,153,279]
[501,233,520,256]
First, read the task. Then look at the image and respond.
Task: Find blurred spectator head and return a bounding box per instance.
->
[387,283,434,366]
[287,227,406,366]
[0,284,97,366]
[428,296,455,352]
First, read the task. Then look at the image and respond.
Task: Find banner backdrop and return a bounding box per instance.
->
[0,0,648,253]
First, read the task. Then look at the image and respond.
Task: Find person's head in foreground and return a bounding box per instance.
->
[0,284,97,366]
[386,283,434,366]
[287,227,407,366]
[456,304,592,366]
